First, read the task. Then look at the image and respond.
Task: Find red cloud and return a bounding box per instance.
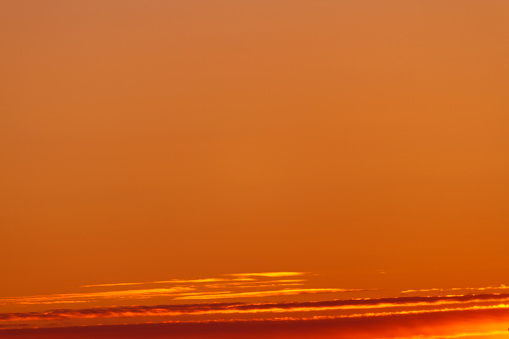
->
[1,302,509,339]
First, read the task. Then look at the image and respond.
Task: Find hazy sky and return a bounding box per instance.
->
[1,1,509,338]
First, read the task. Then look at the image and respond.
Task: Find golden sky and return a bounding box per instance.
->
[1,1,508,338]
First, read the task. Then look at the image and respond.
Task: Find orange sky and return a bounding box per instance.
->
[1,1,509,338]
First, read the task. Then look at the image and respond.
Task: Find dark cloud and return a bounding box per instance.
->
[1,306,509,339]
[1,293,508,322]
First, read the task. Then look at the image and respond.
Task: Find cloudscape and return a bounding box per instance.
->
[1,1,508,338]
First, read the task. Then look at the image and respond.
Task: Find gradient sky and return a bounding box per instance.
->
[1,1,509,338]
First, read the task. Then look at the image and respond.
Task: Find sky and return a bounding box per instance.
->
[1,0,509,338]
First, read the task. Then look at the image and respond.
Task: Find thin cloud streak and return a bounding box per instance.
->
[82,279,226,288]
[401,285,509,294]
[227,272,306,278]
[2,273,348,307]
[0,288,192,305]
[225,279,305,285]
[81,272,307,289]
[174,288,360,300]
[0,287,362,307]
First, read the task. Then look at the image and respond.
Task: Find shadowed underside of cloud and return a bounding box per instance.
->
[1,293,509,323]
[1,306,509,339]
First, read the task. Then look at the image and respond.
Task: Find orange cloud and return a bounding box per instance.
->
[80,273,307,289]
[227,272,307,278]
[402,285,509,294]
[0,287,192,305]
[174,288,360,300]
[82,278,225,288]
[2,273,346,308]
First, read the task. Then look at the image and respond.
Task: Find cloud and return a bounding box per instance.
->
[0,272,344,308]
[401,285,509,294]
[2,293,509,324]
[82,279,226,288]
[80,273,307,289]
[226,272,307,278]
[1,305,509,339]
[174,288,362,300]
[0,287,192,305]
[0,286,360,307]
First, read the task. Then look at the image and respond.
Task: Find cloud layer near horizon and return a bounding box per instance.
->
[2,293,509,323]
[3,273,509,338]
[3,271,509,338]
[2,305,509,339]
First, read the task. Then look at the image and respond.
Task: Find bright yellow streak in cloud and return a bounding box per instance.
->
[175,288,362,300]
[80,275,304,289]
[227,272,306,278]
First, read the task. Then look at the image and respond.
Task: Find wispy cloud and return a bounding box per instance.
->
[226,272,307,278]
[81,273,307,289]
[82,279,226,288]
[174,288,360,300]
[401,285,509,294]
[0,272,348,308]
[383,331,509,339]
[5,273,508,338]
[0,288,192,305]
